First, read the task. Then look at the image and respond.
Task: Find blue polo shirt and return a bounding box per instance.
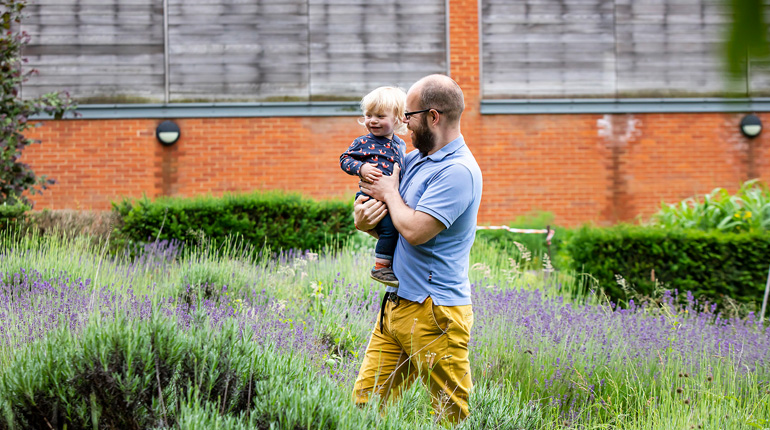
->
[389,135,483,306]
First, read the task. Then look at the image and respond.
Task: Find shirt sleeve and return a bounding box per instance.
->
[415,163,476,228]
[340,138,364,176]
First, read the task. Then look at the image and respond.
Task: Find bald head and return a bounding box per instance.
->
[410,74,465,125]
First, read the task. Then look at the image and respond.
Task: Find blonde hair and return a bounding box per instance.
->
[359,86,408,135]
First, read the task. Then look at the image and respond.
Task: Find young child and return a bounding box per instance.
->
[340,86,407,287]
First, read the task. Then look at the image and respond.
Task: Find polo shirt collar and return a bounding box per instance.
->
[424,135,465,162]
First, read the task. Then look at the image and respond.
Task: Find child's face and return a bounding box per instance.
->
[364,110,397,138]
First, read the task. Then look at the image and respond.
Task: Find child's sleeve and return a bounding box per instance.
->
[340,138,363,176]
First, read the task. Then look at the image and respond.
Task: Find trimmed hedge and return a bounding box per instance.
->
[564,225,770,305]
[113,192,355,252]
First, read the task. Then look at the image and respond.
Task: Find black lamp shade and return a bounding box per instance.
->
[156,120,181,145]
[740,114,762,138]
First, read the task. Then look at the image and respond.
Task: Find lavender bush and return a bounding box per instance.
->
[0,314,351,429]
[0,231,768,429]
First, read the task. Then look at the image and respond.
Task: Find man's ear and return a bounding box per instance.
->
[431,110,441,126]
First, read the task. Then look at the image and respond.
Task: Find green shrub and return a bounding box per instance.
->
[0,314,389,429]
[112,192,354,253]
[0,315,422,430]
[0,202,29,231]
[564,225,770,306]
[0,316,273,429]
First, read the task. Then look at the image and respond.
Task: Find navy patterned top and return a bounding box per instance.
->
[340,133,406,178]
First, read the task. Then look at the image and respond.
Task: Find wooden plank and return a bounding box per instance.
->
[170,84,309,102]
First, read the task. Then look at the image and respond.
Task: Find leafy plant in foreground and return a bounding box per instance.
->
[650,179,770,232]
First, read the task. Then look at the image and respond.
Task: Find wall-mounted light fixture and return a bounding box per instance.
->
[740,114,762,138]
[156,120,180,146]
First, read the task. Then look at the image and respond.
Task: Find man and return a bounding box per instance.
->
[352,74,483,422]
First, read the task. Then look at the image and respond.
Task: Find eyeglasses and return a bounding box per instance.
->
[404,108,443,120]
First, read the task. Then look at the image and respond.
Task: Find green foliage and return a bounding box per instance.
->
[0,314,390,430]
[458,382,542,430]
[0,314,460,430]
[0,0,77,205]
[1,229,767,429]
[112,191,355,253]
[475,211,570,268]
[564,224,770,305]
[0,315,269,429]
[0,201,28,230]
[650,179,770,232]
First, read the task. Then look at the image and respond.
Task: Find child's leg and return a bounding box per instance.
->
[354,191,390,269]
[374,213,398,265]
[371,214,399,287]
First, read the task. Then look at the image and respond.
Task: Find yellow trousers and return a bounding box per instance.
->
[352,296,474,422]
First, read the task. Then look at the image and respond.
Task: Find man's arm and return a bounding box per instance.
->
[359,164,445,246]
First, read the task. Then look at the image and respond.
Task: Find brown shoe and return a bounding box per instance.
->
[370,267,399,287]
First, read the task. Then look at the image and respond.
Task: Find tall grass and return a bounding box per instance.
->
[0,230,767,429]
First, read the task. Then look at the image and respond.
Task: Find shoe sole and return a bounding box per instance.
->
[370,273,399,287]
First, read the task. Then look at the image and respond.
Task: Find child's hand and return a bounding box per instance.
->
[359,163,382,183]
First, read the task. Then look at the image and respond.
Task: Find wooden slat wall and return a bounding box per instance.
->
[20,0,446,103]
[21,0,165,102]
[614,0,743,97]
[23,0,764,102]
[308,0,447,98]
[168,0,310,102]
[482,0,617,98]
[482,0,758,99]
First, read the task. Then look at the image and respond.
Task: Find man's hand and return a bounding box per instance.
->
[359,164,400,203]
[354,194,387,233]
[359,163,382,184]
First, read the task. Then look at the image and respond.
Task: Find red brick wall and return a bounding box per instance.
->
[21,0,770,227]
[473,112,769,226]
[24,110,769,227]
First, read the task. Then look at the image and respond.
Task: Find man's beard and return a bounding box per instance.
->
[412,116,436,156]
